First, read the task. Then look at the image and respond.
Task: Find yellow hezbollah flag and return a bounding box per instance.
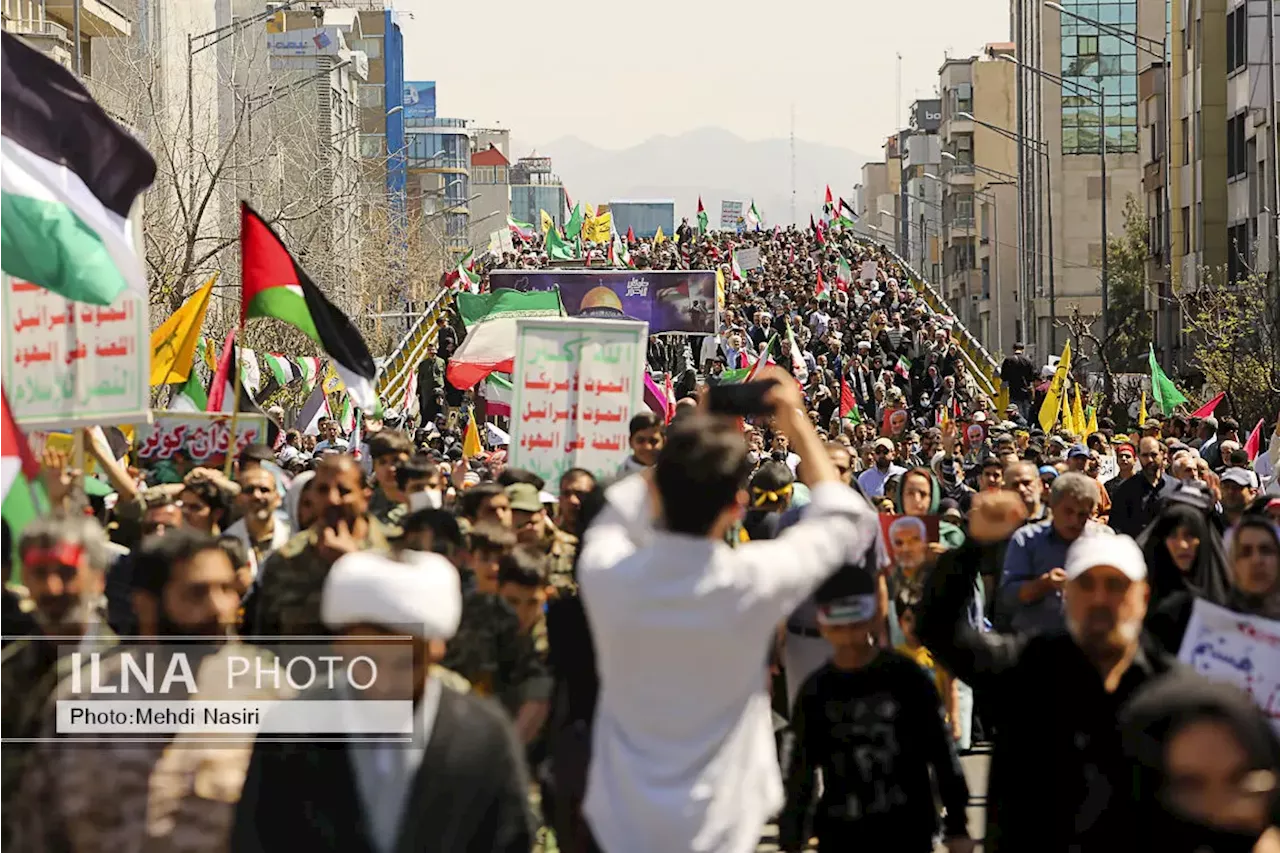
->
[1037,340,1071,433]
[150,273,217,386]
[1085,406,1098,436]
[1138,389,1148,426]
[995,380,1010,417]
[462,408,482,458]
[584,202,595,218]
[654,226,667,245]
[1072,384,1087,438]
[1060,387,1075,436]
[590,211,614,242]
[540,209,554,234]
[715,269,726,313]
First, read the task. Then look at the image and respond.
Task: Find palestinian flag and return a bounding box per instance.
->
[835,257,853,291]
[894,355,911,378]
[815,270,829,301]
[1,32,156,306]
[240,203,377,412]
[823,185,834,218]
[839,197,859,224]
[1,387,46,577]
[170,369,207,412]
[840,376,860,424]
[262,353,298,385]
[205,327,261,414]
[625,225,636,245]
[814,219,826,247]
[297,357,321,391]
[296,382,330,435]
[784,321,807,381]
[481,373,513,416]
[446,289,563,390]
[696,197,708,234]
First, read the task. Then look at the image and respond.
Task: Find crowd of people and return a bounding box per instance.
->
[2,219,1279,853]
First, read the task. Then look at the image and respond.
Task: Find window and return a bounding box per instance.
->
[1181,206,1191,255]
[1180,117,1190,165]
[1227,7,1246,73]
[359,85,384,108]
[954,83,973,116]
[1227,112,1246,180]
[1059,0,1138,155]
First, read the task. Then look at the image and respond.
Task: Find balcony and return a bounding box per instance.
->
[45,0,129,37]
[406,117,469,131]
[6,19,73,67]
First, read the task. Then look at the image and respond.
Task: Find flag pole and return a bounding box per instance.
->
[224,327,243,479]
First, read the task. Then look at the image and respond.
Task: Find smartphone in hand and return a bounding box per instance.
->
[707,379,779,416]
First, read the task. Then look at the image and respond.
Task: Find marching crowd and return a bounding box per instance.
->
[1,220,1279,853]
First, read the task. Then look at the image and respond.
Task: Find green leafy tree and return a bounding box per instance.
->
[1102,196,1154,375]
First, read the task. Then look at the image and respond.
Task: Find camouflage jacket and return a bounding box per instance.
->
[9,643,290,853]
[251,517,398,638]
[367,487,403,527]
[441,592,551,717]
[545,529,578,595]
[1,620,118,843]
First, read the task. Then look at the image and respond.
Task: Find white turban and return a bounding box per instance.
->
[322,550,462,640]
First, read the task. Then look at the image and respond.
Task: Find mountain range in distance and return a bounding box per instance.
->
[511,127,875,228]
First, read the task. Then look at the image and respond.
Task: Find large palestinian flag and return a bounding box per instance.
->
[240,203,377,411]
[1,32,155,305]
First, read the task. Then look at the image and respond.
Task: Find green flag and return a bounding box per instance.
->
[564,203,583,240]
[545,225,576,260]
[1148,345,1188,414]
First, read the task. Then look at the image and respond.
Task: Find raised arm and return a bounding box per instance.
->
[919,492,1029,693]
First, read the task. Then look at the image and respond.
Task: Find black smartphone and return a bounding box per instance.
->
[707,380,778,416]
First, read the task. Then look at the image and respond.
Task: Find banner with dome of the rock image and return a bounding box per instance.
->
[489,269,717,335]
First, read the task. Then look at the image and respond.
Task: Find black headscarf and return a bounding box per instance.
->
[1120,673,1280,852]
[1137,493,1231,611]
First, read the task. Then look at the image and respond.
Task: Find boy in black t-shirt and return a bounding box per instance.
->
[778,570,973,853]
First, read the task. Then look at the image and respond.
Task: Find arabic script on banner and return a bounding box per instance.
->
[508,319,647,486]
[1178,598,1280,733]
[138,412,268,462]
[3,275,149,428]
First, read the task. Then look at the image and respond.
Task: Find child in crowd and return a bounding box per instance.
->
[779,570,971,853]
[461,522,516,595]
[895,597,961,743]
[496,546,551,662]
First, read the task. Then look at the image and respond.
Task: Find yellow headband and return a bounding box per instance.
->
[751,483,793,507]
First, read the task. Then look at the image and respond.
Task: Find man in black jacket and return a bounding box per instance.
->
[998,342,1036,422]
[919,491,1179,853]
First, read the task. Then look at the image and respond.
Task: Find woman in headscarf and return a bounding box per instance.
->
[282,469,317,532]
[1119,673,1280,852]
[741,461,794,542]
[1138,490,1231,613]
[1148,513,1280,654]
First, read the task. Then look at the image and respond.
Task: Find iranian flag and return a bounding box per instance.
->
[446,289,563,390]
[1,387,45,573]
[262,353,298,385]
[835,257,853,291]
[785,321,808,381]
[696,197,708,234]
[815,269,829,301]
[894,355,912,378]
[241,203,377,412]
[743,334,778,382]
[1,32,156,306]
[508,216,535,241]
[730,251,743,281]
[481,373,513,416]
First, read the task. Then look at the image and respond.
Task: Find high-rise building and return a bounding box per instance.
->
[406,116,471,256]
[938,48,1019,352]
[2,0,131,73]
[902,99,944,285]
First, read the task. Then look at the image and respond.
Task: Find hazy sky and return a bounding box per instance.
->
[400,0,1010,153]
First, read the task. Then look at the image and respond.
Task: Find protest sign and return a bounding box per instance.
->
[508,318,647,486]
[489,228,514,255]
[880,514,940,570]
[1178,599,1280,733]
[138,412,268,463]
[720,200,744,230]
[3,275,149,429]
[735,247,762,271]
[860,260,879,282]
[490,270,716,334]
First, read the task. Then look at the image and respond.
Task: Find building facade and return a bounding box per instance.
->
[406,116,471,256]
[469,136,511,250]
[902,99,944,286]
[2,0,131,73]
[509,155,566,232]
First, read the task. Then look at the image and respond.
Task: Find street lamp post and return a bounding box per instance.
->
[995,57,1107,401]
[959,112,1058,355]
[1044,1,1174,369]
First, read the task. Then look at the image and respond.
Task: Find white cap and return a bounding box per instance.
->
[322,550,462,639]
[1064,533,1146,583]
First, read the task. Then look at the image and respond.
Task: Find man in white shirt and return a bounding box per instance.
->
[578,368,879,853]
[857,436,907,498]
